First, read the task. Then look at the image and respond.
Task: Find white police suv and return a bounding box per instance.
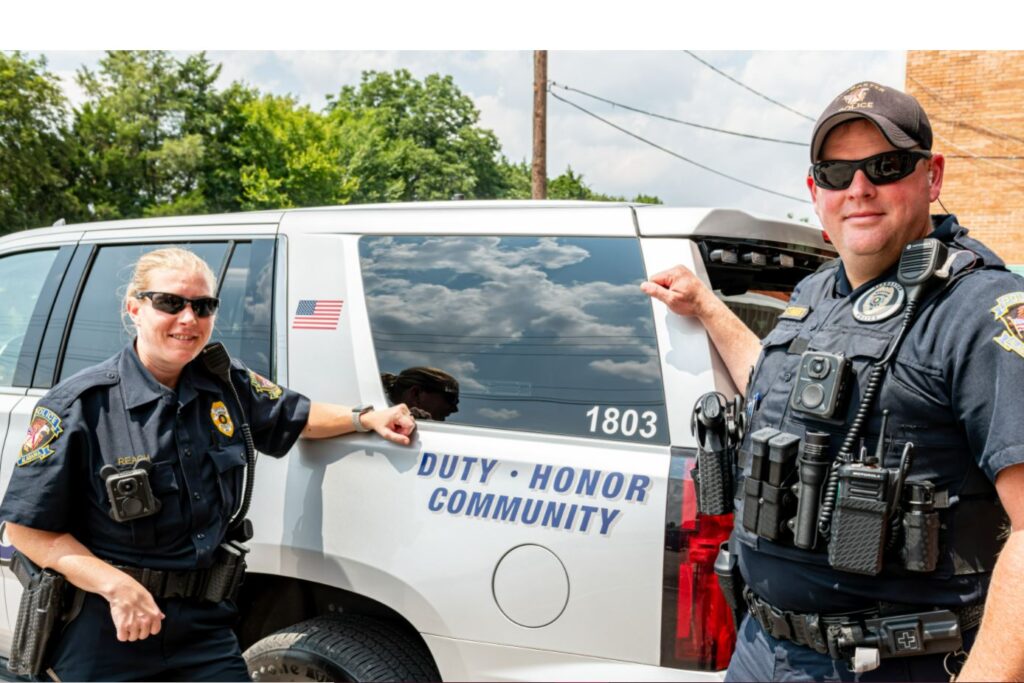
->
[0,201,831,681]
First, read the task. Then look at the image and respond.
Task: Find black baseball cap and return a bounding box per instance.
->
[810,82,932,162]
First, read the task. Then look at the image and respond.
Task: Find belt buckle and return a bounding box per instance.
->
[765,603,793,641]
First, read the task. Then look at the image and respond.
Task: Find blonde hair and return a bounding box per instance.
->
[123,247,218,330]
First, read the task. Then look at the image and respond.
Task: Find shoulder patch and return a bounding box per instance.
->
[17,406,64,466]
[249,370,283,400]
[780,306,811,321]
[991,292,1024,359]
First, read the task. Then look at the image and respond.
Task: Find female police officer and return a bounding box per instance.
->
[0,247,416,681]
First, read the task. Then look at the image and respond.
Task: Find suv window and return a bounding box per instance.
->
[0,250,59,386]
[210,240,275,377]
[59,242,275,381]
[359,236,669,445]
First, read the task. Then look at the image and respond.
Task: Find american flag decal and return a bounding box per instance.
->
[293,299,344,330]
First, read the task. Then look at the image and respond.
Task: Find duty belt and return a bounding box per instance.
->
[114,542,248,603]
[743,587,983,663]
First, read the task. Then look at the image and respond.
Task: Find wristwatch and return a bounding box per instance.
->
[352,404,374,432]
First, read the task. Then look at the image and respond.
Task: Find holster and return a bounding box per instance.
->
[7,551,71,677]
[204,540,248,603]
[713,540,746,630]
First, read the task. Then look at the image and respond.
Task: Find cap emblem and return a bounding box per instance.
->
[843,87,870,107]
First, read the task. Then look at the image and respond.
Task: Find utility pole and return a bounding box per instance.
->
[532,50,547,199]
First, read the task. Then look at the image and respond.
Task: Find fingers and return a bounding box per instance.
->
[110,584,165,642]
[641,280,673,305]
[643,264,709,317]
[648,264,693,288]
[372,405,416,446]
[115,609,164,642]
[379,426,412,446]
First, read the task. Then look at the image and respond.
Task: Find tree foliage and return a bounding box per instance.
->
[0,52,76,231]
[327,70,505,201]
[0,51,660,235]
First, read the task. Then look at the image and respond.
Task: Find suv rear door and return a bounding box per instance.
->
[636,206,833,672]
[268,204,738,677]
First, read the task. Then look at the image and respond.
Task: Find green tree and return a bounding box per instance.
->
[68,50,241,219]
[231,94,356,210]
[0,52,77,233]
[327,70,506,201]
[499,162,663,204]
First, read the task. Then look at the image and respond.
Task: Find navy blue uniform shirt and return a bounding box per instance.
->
[735,216,1024,613]
[0,343,311,570]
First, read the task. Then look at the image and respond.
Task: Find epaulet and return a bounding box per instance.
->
[45,366,120,409]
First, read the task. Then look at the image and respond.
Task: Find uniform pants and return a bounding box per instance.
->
[43,591,250,682]
[725,613,973,682]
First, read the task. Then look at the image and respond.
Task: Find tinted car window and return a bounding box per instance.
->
[360,236,668,445]
[0,250,59,386]
[60,243,228,380]
[210,240,275,378]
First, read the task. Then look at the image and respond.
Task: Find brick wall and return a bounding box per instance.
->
[906,51,1024,265]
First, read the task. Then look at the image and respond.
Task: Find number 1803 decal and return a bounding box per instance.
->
[585,406,658,439]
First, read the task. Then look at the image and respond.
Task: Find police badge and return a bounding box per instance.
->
[210,401,235,437]
[853,281,906,323]
[991,292,1024,359]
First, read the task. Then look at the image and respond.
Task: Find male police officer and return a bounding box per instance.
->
[644,82,1024,681]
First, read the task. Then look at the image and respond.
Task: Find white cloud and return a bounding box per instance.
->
[478,408,520,421]
[33,49,906,216]
[589,358,661,384]
[362,236,657,389]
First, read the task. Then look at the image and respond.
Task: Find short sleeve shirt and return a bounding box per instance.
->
[0,343,311,570]
[735,215,1024,612]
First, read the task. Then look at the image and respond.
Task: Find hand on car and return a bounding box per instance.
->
[364,404,417,446]
[641,265,715,319]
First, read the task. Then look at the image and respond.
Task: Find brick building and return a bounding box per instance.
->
[906,51,1024,268]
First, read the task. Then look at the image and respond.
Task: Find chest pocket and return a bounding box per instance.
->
[99,460,182,549]
[784,325,894,431]
[745,324,803,432]
[206,442,247,518]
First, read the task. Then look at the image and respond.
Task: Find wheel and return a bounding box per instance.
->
[244,614,440,682]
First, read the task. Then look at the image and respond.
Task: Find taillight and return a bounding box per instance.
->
[662,457,736,671]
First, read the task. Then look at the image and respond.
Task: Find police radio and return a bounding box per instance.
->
[100,461,161,523]
[201,342,256,542]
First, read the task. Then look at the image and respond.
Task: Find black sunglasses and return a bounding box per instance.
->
[136,291,220,318]
[811,150,932,190]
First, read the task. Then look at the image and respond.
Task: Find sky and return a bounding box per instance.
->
[8,0,1014,226]
[32,50,904,224]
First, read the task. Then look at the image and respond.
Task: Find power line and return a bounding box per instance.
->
[549,81,807,146]
[684,51,816,122]
[931,127,1024,176]
[549,89,812,204]
[908,75,1024,149]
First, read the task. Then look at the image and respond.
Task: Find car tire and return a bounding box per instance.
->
[244,614,440,682]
